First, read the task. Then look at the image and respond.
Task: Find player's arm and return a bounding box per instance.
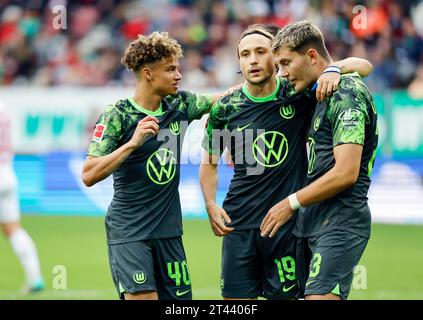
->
[182,85,241,122]
[334,57,373,78]
[199,104,234,236]
[260,144,362,238]
[261,91,368,238]
[294,144,362,205]
[199,151,234,237]
[82,115,159,187]
[316,57,373,102]
[83,147,135,187]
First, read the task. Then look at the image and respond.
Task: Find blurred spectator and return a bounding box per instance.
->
[182,49,212,89]
[408,65,423,99]
[0,0,421,91]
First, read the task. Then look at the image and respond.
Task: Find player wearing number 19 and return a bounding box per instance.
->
[200,25,373,300]
[261,21,378,300]
[82,32,217,300]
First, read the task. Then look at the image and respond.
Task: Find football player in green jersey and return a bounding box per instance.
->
[82,31,224,300]
[261,21,378,300]
[200,25,373,300]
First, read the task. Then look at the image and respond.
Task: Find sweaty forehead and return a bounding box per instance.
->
[238,33,272,52]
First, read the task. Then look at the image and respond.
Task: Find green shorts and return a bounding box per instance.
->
[296,230,368,300]
[107,237,192,300]
[221,222,298,300]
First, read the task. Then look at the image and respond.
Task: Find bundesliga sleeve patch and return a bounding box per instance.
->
[338,108,361,130]
[92,124,106,142]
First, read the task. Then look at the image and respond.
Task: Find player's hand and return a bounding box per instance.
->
[128,116,159,149]
[260,198,293,238]
[206,202,234,237]
[316,72,340,102]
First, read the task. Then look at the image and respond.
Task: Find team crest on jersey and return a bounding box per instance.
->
[314,117,321,131]
[92,124,106,142]
[170,121,180,135]
[280,105,295,119]
[133,271,147,284]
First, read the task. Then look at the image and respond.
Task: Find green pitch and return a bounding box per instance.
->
[0,216,422,300]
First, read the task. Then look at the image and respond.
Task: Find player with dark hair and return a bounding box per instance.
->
[82,31,222,300]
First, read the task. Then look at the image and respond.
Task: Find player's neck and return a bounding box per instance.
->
[133,83,162,112]
[315,58,335,80]
[245,75,278,98]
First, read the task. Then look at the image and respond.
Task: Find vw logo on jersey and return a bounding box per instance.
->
[147,148,177,185]
[280,105,295,119]
[252,131,289,168]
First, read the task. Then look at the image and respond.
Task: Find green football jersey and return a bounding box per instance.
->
[202,77,316,230]
[295,73,378,238]
[88,91,212,244]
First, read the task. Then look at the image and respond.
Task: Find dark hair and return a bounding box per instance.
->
[248,23,280,37]
[237,25,274,59]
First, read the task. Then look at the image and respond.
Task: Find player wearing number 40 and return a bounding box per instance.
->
[82,32,227,300]
[199,24,373,300]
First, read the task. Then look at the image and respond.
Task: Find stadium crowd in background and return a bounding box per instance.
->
[0,0,422,92]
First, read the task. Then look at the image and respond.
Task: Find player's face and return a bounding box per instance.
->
[149,56,182,96]
[238,34,276,85]
[273,47,316,93]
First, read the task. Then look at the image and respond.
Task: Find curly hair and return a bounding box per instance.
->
[121,31,183,72]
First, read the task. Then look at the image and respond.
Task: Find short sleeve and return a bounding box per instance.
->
[328,91,369,147]
[201,100,227,156]
[178,91,213,122]
[87,105,123,157]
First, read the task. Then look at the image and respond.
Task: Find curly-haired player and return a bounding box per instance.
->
[82,32,221,300]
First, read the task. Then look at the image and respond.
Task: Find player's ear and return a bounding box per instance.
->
[142,68,152,81]
[306,48,318,65]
